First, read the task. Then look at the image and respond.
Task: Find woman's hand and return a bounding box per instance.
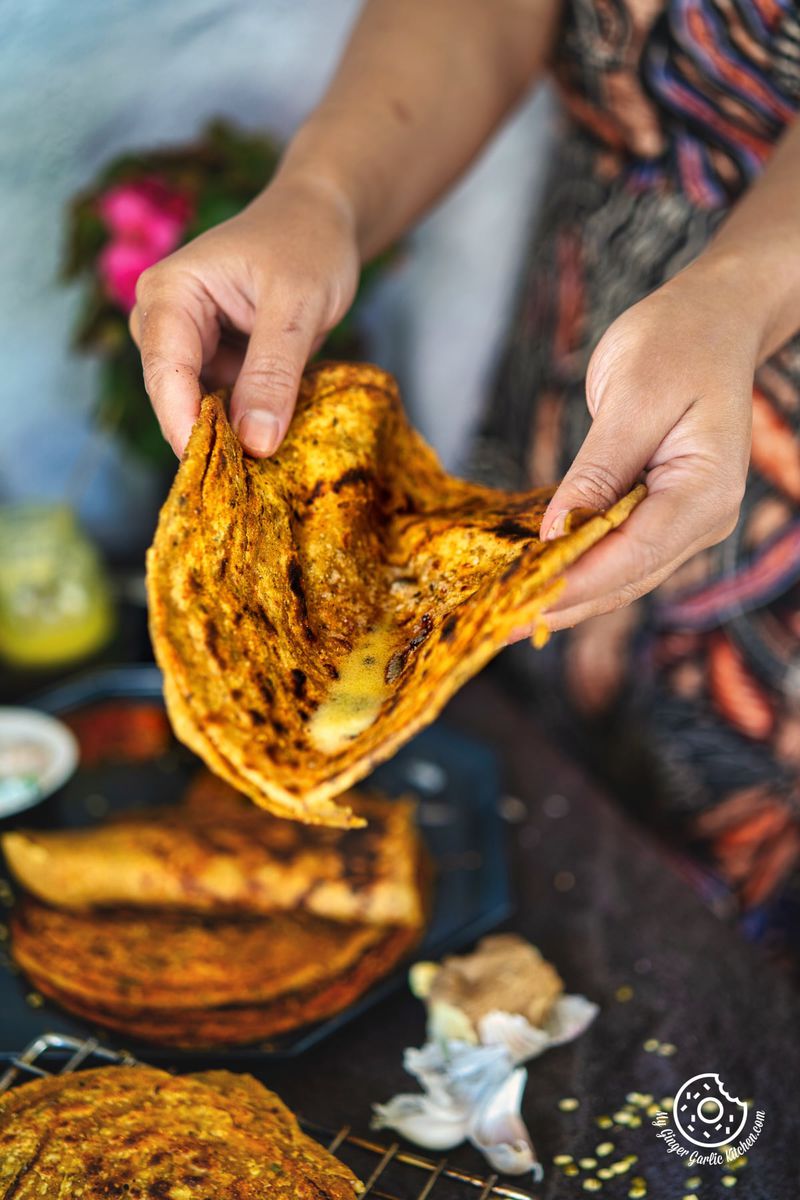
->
[537,261,758,630]
[129,174,360,458]
[130,0,559,461]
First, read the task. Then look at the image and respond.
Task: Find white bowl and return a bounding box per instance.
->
[0,708,79,818]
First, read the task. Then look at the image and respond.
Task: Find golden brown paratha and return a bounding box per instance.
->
[2,779,424,926]
[10,894,421,1047]
[22,922,419,1049]
[10,895,391,1011]
[146,361,644,827]
[0,1066,362,1197]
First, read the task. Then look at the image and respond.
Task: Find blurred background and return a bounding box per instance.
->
[0,0,553,688]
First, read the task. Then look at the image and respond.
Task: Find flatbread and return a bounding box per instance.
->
[0,1066,362,1197]
[2,778,424,926]
[10,895,392,1011]
[147,361,644,826]
[10,893,421,1048]
[22,923,418,1049]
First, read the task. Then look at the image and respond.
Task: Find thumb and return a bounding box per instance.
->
[230,296,323,457]
[540,386,667,541]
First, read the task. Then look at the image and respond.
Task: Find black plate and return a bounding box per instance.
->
[0,665,511,1061]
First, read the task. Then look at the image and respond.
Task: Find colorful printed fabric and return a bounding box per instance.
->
[473,0,800,960]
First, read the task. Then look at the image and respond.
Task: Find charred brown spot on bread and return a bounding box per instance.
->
[204,619,223,663]
[440,614,458,641]
[291,668,308,699]
[332,466,372,494]
[490,518,534,541]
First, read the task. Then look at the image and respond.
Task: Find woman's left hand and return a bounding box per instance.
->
[534,261,757,631]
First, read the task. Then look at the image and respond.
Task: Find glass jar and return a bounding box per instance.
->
[0,504,114,668]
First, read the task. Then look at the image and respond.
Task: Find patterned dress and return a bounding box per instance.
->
[474,0,800,960]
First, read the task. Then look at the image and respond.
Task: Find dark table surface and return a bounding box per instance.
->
[258,672,797,1200]
[3,652,797,1199]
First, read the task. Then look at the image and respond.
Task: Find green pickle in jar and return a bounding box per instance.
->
[0,504,114,667]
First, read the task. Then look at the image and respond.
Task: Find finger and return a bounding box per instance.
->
[229,293,324,457]
[134,300,213,457]
[128,306,141,346]
[543,476,736,629]
[539,386,672,541]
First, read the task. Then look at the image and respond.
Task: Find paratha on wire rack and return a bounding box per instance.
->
[147,361,643,827]
[0,1066,363,1197]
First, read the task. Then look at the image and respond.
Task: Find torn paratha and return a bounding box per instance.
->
[147,362,643,826]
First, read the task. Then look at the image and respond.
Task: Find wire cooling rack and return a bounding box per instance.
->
[0,1034,540,1200]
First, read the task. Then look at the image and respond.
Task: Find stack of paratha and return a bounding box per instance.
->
[3,776,426,1048]
[147,362,644,829]
[0,1065,362,1198]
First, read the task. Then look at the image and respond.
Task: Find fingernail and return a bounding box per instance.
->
[545,510,570,540]
[237,410,281,456]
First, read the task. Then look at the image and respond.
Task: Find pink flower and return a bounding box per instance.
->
[98,240,164,312]
[97,178,193,312]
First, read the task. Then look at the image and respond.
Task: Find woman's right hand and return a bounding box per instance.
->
[129,173,361,459]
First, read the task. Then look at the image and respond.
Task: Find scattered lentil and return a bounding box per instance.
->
[643,1039,660,1052]
[615,984,634,1002]
[721,1177,737,1188]
[26,992,43,1008]
[596,1116,613,1129]
[559,1097,580,1112]
[554,1155,573,1166]
[686,1177,701,1188]
[657,1043,677,1056]
[598,1168,614,1180]
[579,1158,597,1170]
[564,1165,580,1177]
[583,1182,602,1193]
[596,1142,614,1157]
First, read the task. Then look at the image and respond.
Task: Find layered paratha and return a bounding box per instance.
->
[10,894,420,1047]
[0,1066,362,1197]
[2,777,423,925]
[21,923,418,1049]
[147,362,644,827]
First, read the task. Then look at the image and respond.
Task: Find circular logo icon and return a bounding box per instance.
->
[673,1073,749,1148]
